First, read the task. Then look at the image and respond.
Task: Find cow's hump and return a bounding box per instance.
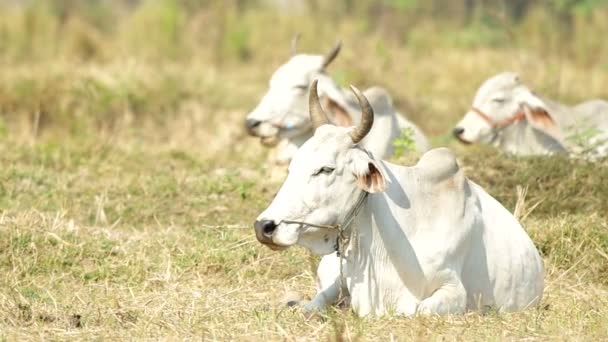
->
[415,148,462,185]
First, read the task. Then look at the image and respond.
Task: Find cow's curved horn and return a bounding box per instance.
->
[349,85,374,144]
[321,41,341,69]
[291,33,300,56]
[309,79,329,129]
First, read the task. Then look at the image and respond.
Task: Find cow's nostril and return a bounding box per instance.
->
[262,220,277,237]
[255,219,277,240]
[245,119,261,131]
[453,127,465,137]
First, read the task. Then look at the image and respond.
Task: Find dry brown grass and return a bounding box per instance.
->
[0,121,606,340]
[0,170,607,340]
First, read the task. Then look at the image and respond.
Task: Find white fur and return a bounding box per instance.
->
[255,125,544,316]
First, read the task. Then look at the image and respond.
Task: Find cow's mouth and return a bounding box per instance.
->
[455,136,472,145]
[261,241,289,251]
[267,244,288,251]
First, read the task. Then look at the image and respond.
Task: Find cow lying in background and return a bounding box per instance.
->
[453,72,608,157]
[245,37,429,168]
[254,80,544,316]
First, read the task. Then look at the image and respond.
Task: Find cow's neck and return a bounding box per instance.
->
[496,121,562,155]
[343,183,425,316]
[288,131,313,148]
[539,96,577,128]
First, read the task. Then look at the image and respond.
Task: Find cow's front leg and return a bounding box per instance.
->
[304,253,348,311]
[303,278,341,311]
[417,272,467,315]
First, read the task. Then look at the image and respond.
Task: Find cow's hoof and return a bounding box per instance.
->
[286,300,300,307]
[281,290,303,308]
[302,307,326,321]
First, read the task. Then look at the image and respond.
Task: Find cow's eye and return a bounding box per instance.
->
[492,98,505,104]
[294,85,308,91]
[314,166,335,176]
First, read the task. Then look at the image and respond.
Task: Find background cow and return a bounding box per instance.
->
[453,72,608,157]
[254,81,544,316]
[245,37,430,169]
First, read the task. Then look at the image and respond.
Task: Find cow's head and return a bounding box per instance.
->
[254,80,386,254]
[245,38,351,146]
[453,72,559,145]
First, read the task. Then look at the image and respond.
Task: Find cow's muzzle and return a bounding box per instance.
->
[245,119,281,146]
[452,127,471,145]
[452,127,465,137]
[245,118,261,135]
[254,219,285,250]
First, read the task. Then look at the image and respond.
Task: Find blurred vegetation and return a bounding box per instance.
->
[1,0,607,63]
[451,145,608,217]
[0,0,606,138]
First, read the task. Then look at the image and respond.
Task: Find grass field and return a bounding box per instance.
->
[1,1,608,340]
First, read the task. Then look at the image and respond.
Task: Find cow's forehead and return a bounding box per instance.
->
[270,55,324,87]
[292,126,352,164]
[474,72,522,103]
[309,125,352,149]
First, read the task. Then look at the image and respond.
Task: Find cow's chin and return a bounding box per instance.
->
[298,234,339,256]
[260,135,281,147]
[263,243,289,251]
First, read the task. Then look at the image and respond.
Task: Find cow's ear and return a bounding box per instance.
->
[356,160,386,193]
[324,96,353,126]
[522,103,555,129]
[315,76,353,126]
[521,103,562,141]
[517,89,562,141]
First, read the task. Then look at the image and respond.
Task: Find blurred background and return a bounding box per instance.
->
[1,0,607,157]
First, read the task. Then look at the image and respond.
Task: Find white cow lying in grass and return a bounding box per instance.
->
[453,72,608,157]
[254,80,544,316]
[245,37,429,167]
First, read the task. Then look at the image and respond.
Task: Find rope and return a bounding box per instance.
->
[278,191,368,302]
[471,106,526,130]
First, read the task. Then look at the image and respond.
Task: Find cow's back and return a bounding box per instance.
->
[572,99,608,131]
